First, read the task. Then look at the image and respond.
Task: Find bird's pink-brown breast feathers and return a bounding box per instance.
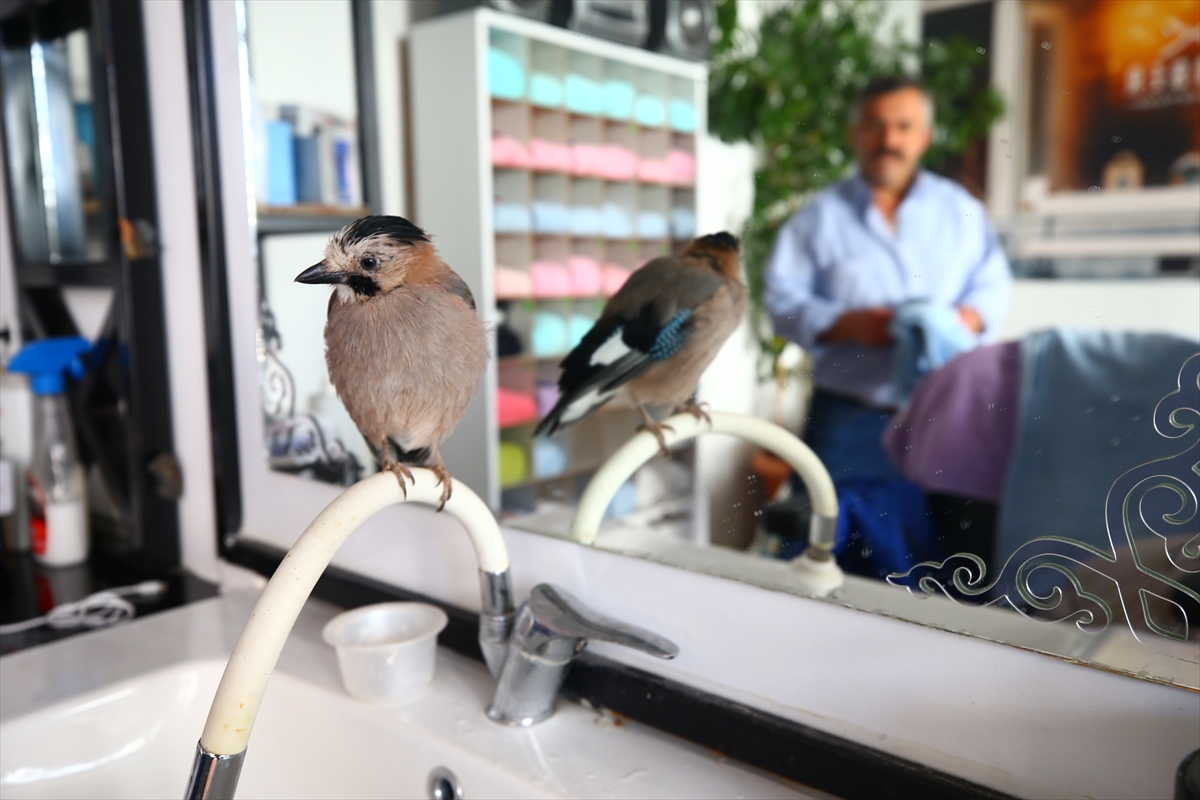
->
[297,215,488,479]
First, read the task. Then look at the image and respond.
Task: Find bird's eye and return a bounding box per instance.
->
[361,256,379,271]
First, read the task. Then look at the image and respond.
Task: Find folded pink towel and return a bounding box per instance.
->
[602,262,632,295]
[495,265,533,299]
[596,144,638,181]
[531,259,572,298]
[528,139,571,172]
[570,143,605,177]
[567,255,603,296]
[497,387,538,428]
[491,134,529,168]
[666,149,696,184]
[637,157,673,184]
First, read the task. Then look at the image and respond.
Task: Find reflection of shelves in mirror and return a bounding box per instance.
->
[413,7,705,514]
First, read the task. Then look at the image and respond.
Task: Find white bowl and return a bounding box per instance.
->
[322,602,449,703]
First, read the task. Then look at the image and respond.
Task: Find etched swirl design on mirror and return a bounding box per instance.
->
[258,301,295,423]
[888,353,1200,663]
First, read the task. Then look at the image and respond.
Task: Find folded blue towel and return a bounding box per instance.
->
[528,72,563,108]
[568,313,595,350]
[669,207,696,239]
[488,48,524,100]
[636,210,668,239]
[669,98,696,132]
[569,205,602,237]
[998,329,1200,567]
[531,200,569,233]
[531,309,569,357]
[565,73,603,115]
[494,202,531,233]
[890,300,977,405]
[533,438,568,477]
[601,202,633,238]
[266,120,296,206]
[634,95,666,127]
[603,80,635,120]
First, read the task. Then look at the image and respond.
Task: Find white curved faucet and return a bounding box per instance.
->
[571,410,844,596]
[184,470,513,799]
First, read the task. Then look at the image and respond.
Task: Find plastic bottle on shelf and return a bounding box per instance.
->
[7,337,91,567]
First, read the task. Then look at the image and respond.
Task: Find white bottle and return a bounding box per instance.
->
[7,338,91,567]
[28,391,88,566]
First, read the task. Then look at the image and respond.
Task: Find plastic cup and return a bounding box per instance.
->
[322,602,449,703]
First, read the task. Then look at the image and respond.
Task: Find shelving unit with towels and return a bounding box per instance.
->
[411,8,706,524]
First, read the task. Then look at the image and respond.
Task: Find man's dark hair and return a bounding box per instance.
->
[851,75,934,125]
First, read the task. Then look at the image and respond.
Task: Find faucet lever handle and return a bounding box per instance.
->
[528,584,679,659]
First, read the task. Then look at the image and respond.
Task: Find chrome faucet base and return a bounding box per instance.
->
[487,584,678,727]
[184,743,245,800]
[486,644,572,726]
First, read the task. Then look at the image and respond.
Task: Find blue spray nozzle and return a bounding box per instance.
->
[6,337,92,395]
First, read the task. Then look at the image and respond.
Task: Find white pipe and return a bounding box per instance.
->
[199,470,507,756]
[570,411,838,543]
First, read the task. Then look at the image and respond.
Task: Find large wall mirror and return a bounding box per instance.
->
[200,0,1199,698]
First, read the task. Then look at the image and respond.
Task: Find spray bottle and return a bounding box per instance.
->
[7,337,90,567]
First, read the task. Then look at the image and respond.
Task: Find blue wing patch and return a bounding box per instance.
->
[648,310,694,360]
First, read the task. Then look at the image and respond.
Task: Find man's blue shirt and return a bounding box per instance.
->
[765,170,1012,409]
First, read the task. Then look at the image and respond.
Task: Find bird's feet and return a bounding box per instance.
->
[636,421,675,458]
[383,460,414,500]
[674,402,712,425]
[429,464,453,512]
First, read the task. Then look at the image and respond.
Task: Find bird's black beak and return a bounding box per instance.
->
[295,262,347,284]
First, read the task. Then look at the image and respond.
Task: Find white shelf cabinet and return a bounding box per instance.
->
[411,8,707,515]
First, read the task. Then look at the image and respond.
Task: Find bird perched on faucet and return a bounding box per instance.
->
[536,232,746,453]
[295,215,488,509]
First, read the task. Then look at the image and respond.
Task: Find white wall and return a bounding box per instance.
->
[998,278,1200,342]
[142,0,220,583]
[371,0,411,216]
[245,0,358,120]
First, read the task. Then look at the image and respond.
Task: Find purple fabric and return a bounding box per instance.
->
[882,342,1020,503]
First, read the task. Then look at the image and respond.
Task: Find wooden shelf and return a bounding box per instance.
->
[256,204,368,235]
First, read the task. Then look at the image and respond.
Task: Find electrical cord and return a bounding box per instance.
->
[0,580,168,635]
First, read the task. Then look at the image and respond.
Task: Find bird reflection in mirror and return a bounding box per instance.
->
[536,232,747,454]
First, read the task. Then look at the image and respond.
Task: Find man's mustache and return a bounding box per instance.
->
[870,149,905,160]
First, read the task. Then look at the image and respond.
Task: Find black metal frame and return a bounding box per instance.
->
[182,0,242,547]
[0,0,180,575]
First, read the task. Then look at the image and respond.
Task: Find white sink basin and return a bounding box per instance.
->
[0,592,818,799]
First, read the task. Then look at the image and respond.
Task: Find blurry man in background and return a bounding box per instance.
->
[764,76,1011,577]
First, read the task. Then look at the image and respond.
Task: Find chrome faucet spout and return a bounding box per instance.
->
[478,567,515,677]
